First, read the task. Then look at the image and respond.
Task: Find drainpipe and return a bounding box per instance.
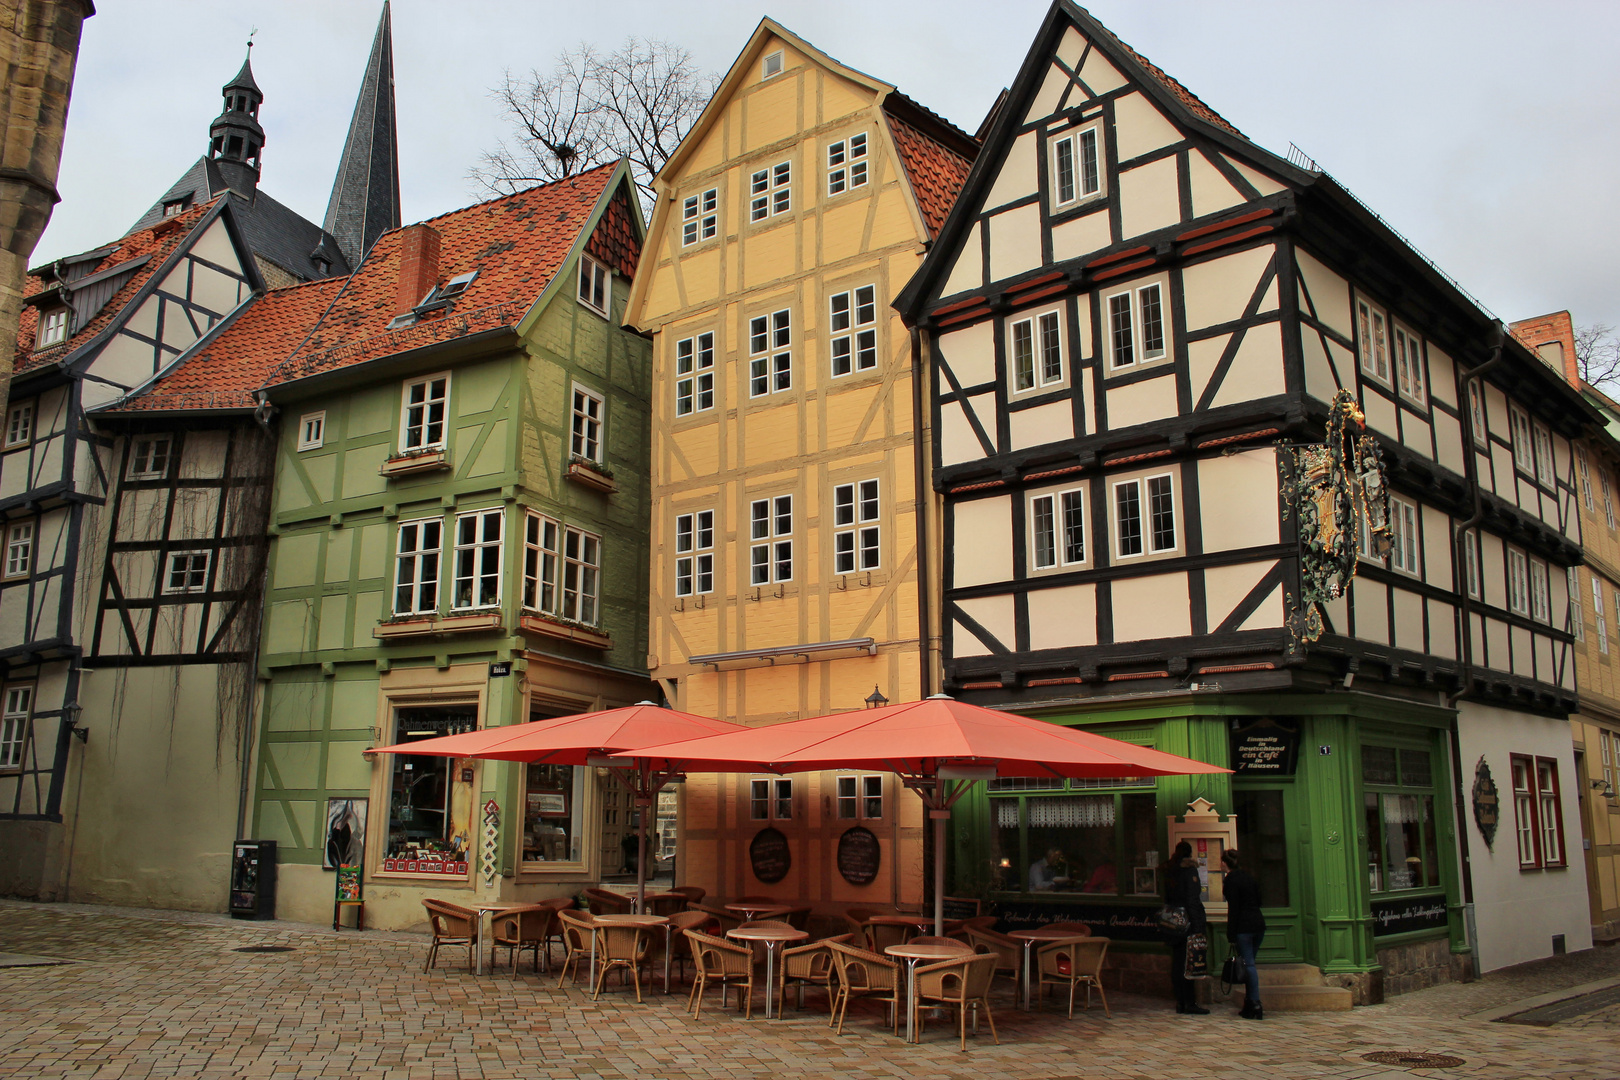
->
[910,324,933,696]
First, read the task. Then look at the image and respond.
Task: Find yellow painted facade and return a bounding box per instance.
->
[627,22,967,912]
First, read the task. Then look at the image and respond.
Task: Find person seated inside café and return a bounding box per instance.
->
[1029,847,1067,891]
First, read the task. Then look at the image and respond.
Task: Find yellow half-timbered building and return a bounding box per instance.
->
[626,19,975,911]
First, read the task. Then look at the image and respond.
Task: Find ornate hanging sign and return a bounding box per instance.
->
[1281,390,1393,644]
[1472,758,1499,850]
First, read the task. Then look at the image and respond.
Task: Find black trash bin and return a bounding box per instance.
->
[229,840,277,920]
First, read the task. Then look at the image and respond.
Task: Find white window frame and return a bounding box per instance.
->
[1507,549,1529,616]
[128,436,172,480]
[163,550,211,594]
[675,509,715,597]
[751,777,793,820]
[1112,472,1178,560]
[577,255,610,317]
[1595,575,1608,655]
[1030,487,1087,572]
[0,684,31,771]
[749,494,794,585]
[4,521,33,580]
[1529,559,1550,623]
[1510,405,1534,473]
[393,517,443,616]
[1570,567,1585,642]
[1532,422,1555,487]
[1462,528,1481,599]
[522,512,559,613]
[1010,307,1066,393]
[561,526,601,625]
[1392,321,1426,405]
[749,160,791,222]
[400,372,450,454]
[1468,382,1487,445]
[826,132,868,196]
[5,402,32,448]
[1605,470,1618,530]
[37,308,67,348]
[829,286,877,378]
[1105,281,1168,373]
[1050,124,1102,208]
[451,509,504,611]
[570,384,604,463]
[833,479,880,575]
[836,774,885,820]
[681,187,718,246]
[749,309,792,397]
[761,50,784,80]
[1357,296,1390,386]
[675,332,715,417]
[1578,447,1595,512]
[1390,496,1420,577]
[297,411,325,451]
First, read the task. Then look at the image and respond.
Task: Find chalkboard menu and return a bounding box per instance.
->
[837,826,881,886]
[1371,895,1449,937]
[942,896,981,921]
[1230,718,1300,775]
[749,827,791,884]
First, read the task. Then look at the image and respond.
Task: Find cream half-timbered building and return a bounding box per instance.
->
[896,0,1593,996]
[626,20,974,912]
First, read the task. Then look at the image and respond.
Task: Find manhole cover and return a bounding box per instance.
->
[231,945,295,954]
[1361,1051,1466,1069]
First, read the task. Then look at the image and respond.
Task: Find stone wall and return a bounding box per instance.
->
[1370,936,1474,999]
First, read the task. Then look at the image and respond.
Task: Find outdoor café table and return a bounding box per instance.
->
[884,942,971,1043]
[471,903,523,977]
[863,914,936,943]
[592,913,670,995]
[1008,927,1083,1010]
[727,925,808,1018]
[725,901,793,923]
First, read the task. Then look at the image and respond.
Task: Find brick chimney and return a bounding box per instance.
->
[1509,310,1579,390]
[394,224,440,315]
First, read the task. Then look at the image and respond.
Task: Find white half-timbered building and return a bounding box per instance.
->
[896,0,1594,997]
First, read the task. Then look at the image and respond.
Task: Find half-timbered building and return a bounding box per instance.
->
[625,20,974,913]
[895,0,1594,996]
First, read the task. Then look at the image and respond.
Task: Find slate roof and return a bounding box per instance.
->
[322,1,402,267]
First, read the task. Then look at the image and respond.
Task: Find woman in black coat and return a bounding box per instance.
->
[1222,848,1267,1019]
[1163,840,1207,1013]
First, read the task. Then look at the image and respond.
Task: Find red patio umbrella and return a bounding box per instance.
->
[633,694,1229,933]
[367,702,746,911]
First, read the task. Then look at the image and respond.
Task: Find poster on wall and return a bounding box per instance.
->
[323,797,368,871]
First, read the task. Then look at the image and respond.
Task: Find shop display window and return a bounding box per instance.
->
[1362,743,1440,894]
[990,785,1158,895]
[522,762,585,865]
[383,705,477,875]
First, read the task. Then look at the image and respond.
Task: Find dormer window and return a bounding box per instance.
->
[37,309,67,348]
[162,198,189,218]
[437,271,477,301]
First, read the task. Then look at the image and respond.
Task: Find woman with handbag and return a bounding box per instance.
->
[1221,849,1266,1019]
[1162,840,1208,1014]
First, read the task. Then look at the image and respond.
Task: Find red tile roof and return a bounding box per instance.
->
[1102,28,1243,138]
[884,107,977,241]
[14,199,223,377]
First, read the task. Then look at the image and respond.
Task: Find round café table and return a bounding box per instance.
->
[725,901,792,923]
[593,913,671,996]
[884,942,972,1042]
[727,925,808,1018]
[1007,927,1087,1010]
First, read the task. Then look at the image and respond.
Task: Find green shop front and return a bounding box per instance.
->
[947,694,1469,1002]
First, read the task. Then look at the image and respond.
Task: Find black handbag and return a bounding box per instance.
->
[1219,946,1243,992]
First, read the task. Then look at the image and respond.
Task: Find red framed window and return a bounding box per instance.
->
[1511,754,1567,870]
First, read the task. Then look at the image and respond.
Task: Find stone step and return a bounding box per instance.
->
[1250,963,1328,987]
[1227,983,1355,1012]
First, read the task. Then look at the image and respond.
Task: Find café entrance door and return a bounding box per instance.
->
[1231,785,1302,961]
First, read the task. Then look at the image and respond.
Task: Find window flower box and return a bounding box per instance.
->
[520,612,612,650]
[566,458,617,494]
[380,449,450,477]
[374,611,503,640]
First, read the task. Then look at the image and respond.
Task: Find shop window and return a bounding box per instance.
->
[451,509,503,610]
[751,777,792,820]
[522,513,559,613]
[571,384,604,463]
[675,509,714,597]
[129,436,171,480]
[675,332,715,415]
[749,494,793,585]
[522,761,585,865]
[826,132,868,195]
[837,774,884,820]
[400,373,449,453]
[383,705,477,874]
[1511,754,1566,869]
[833,480,879,574]
[577,255,609,317]
[5,402,32,447]
[681,188,718,246]
[0,684,30,770]
[829,285,877,377]
[990,787,1158,896]
[560,526,601,624]
[5,521,33,580]
[1362,743,1440,894]
[394,518,442,615]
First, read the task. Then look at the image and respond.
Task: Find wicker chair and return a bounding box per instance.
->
[647,892,688,917]
[421,898,477,973]
[685,929,757,1019]
[913,953,1001,1051]
[1037,936,1110,1018]
[861,918,913,953]
[664,910,709,984]
[593,922,654,1003]
[669,885,706,905]
[555,909,597,989]
[582,887,632,916]
[779,932,850,1016]
[489,903,554,975]
[536,897,574,966]
[963,925,1023,993]
[782,904,814,931]
[693,903,743,935]
[826,939,902,1036]
[842,907,882,938]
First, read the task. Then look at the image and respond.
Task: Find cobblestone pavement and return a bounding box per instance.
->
[1,901,1617,1080]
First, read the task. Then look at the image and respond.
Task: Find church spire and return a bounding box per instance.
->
[323,2,401,266]
[208,39,266,197]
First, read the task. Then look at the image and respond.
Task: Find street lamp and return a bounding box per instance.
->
[865,686,888,709]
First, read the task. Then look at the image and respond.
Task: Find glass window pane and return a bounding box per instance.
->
[386,706,477,872]
[1233,788,1290,907]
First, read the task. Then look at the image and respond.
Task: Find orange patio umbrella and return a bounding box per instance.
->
[633,694,1229,933]
[367,702,747,911]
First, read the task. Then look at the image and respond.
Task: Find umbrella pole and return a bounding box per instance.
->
[933,777,947,936]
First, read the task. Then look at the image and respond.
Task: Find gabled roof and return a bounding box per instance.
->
[883,97,975,240]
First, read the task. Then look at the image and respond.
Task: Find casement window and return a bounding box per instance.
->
[1595,575,1608,655]
[1113,473,1176,559]
[1532,423,1555,486]
[827,132,868,195]
[1392,322,1426,404]
[452,509,503,610]
[762,49,784,80]
[297,412,325,451]
[1362,745,1441,893]
[164,551,210,594]
[1390,496,1420,576]
[1507,549,1529,615]
[1530,559,1550,623]
[1510,406,1534,473]
[836,774,885,820]
[751,777,793,820]
[571,385,604,462]
[0,685,31,770]
[1468,382,1487,445]
[37,308,67,348]
[1030,488,1086,571]
[748,309,792,397]
[675,510,715,597]
[1512,754,1566,869]
[1536,759,1566,867]
[749,495,794,585]
[1462,528,1481,599]
[1577,447,1595,512]
[5,522,32,579]
[1570,567,1584,641]
[675,332,715,416]
[522,513,559,613]
[833,480,880,574]
[1106,283,1166,371]
[1010,308,1065,392]
[400,373,449,453]
[1603,730,1614,791]
[5,402,32,447]
[1604,471,1617,530]
[394,518,442,615]
[829,286,877,377]
[1051,125,1101,207]
[681,188,718,246]
[560,527,601,624]
[577,255,609,316]
[750,161,791,221]
[1357,297,1390,386]
[128,436,171,479]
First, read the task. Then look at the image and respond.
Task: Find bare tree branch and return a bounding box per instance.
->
[1577,322,1620,392]
[470,39,717,216]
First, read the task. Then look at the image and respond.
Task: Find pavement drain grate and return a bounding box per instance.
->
[231,945,295,954]
[1361,1051,1467,1068]
[1496,984,1620,1026]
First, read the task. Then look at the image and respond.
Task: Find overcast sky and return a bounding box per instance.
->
[36,0,1620,331]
